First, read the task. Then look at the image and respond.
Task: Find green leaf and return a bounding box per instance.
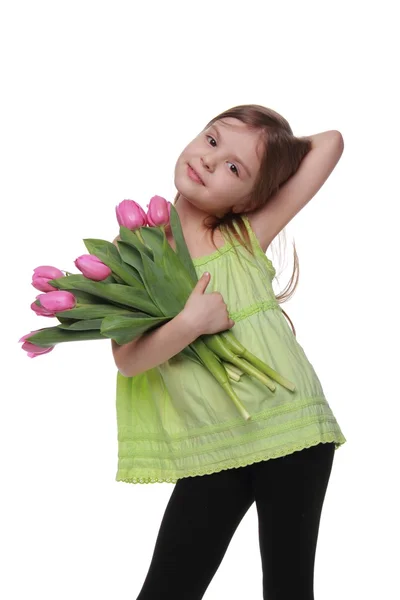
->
[118,226,154,260]
[47,274,160,315]
[100,274,119,284]
[119,222,193,313]
[110,273,126,284]
[160,229,195,299]
[100,313,172,345]
[58,318,103,331]
[117,241,145,278]
[178,345,204,366]
[56,316,78,326]
[55,304,135,320]
[83,238,142,286]
[169,204,198,285]
[24,326,107,347]
[65,289,114,305]
[140,226,166,262]
[141,251,185,315]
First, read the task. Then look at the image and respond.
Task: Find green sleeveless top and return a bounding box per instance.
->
[115,214,347,484]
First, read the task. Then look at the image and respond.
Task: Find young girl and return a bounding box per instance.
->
[111,104,347,600]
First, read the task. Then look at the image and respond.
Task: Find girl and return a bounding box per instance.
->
[111,104,347,600]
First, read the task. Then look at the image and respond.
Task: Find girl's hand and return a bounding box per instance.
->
[181,272,235,337]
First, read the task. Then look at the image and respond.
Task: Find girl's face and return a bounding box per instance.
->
[174,117,264,217]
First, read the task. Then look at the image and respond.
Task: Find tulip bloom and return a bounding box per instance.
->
[36,290,76,315]
[32,266,65,292]
[18,330,54,358]
[146,195,171,227]
[74,254,112,281]
[115,199,147,230]
[21,341,54,358]
[31,300,55,317]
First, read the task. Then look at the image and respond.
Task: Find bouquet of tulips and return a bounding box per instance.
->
[19,195,295,421]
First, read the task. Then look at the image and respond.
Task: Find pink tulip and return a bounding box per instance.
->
[115,199,147,230]
[31,300,55,317]
[18,330,54,358]
[22,341,54,358]
[32,265,65,292]
[74,254,112,281]
[146,196,171,227]
[36,290,76,314]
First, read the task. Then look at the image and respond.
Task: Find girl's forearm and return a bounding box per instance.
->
[112,310,199,378]
[306,130,343,149]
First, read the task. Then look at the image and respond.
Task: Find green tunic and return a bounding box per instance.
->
[115,214,346,484]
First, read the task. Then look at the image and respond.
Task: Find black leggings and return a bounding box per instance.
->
[136,442,336,600]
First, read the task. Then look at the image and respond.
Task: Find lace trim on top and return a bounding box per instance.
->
[191,235,241,267]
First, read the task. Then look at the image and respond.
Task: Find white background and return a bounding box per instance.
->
[2,1,399,598]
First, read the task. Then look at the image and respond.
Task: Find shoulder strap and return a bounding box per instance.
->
[241,215,296,338]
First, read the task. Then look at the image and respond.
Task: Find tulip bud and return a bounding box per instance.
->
[146,195,171,227]
[32,265,65,292]
[74,254,112,281]
[18,330,54,357]
[21,341,54,358]
[115,199,147,230]
[36,290,76,314]
[31,300,55,317]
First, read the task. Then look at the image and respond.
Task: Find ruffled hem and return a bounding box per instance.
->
[115,434,346,484]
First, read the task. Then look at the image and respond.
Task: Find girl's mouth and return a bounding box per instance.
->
[187,165,204,185]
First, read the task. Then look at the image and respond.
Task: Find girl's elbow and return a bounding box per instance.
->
[117,364,135,378]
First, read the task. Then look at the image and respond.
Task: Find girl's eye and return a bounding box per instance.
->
[205,135,240,177]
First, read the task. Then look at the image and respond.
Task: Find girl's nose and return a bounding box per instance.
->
[201,155,214,172]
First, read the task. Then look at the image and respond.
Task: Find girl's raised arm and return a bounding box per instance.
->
[247,131,344,252]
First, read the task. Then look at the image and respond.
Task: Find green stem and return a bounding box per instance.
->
[191,338,251,421]
[221,330,296,393]
[222,361,244,380]
[222,363,241,382]
[135,229,146,246]
[230,356,276,391]
[202,334,276,392]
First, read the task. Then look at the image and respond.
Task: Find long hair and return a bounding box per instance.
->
[173,104,312,337]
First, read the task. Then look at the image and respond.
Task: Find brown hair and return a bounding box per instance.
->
[173,104,313,337]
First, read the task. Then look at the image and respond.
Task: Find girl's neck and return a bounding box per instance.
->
[166,195,226,257]
[170,195,216,240]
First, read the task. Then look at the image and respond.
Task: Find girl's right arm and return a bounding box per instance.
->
[111,311,199,377]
